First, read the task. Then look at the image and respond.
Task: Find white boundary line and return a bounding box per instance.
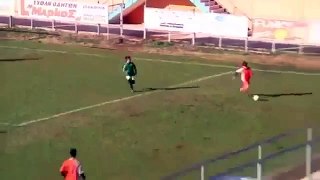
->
[12,71,232,127]
[1,45,320,76]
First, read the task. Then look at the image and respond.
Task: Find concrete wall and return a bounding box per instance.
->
[216,0,320,20]
[124,0,196,24]
[123,1,144,24]
[146,0,194,8]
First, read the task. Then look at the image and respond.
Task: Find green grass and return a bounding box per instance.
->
[0,40,320,180]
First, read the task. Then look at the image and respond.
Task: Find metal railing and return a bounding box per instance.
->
[0,15,320,56]
[162,128,320,180]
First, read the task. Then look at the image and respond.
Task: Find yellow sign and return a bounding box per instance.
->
[274,29,288,40]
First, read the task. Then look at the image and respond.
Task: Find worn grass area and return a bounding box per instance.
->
[0,40,320,180]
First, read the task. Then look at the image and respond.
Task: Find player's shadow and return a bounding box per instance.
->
[136,86,199,92]
[257,92,313,97]
[255,92,313,101]
[0,57,41,62]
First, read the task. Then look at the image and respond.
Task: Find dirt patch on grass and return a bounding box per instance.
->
[2,29,320,71]
[131,45,320,70]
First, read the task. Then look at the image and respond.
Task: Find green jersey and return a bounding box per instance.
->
[123,62,137,76]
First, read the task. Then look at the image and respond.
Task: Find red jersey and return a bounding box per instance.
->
[236,66,253,83]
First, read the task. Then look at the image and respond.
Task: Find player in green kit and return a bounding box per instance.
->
[122,56,137,93]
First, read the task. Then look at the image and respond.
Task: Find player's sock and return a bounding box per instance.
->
[128,80,134,92]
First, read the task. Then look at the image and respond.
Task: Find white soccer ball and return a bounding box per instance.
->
[253,95,259,101]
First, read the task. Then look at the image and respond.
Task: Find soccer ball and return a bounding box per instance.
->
[252,95,259,101]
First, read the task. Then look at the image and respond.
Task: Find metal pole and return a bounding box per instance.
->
[201,165,204,180]
[191,8,195,46]
[257,145,262,180]
[143,0,147,39]
[218,37,222,49]
[168,31,171,42]
[143,28,147,39]
[120,3,124,38]
[107,24,110,40]
[192,32,195,45]
[97,24,100,35]
[30,18,33,29]
[9,16,12,28]
[245,38,248,52]
[271,41,276,53]
[306,128,312,180]
[107,15,110,40]
[74,23,78,34]
[298,44,304,55]
[51,20,55,31]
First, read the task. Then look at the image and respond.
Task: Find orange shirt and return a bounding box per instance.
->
[60,158,83,180]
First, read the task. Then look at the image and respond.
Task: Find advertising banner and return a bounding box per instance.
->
[144,8,195,33]
[307,21,320,45]
[17,0,108,24]
[0,0,15,15]
[252,19,308,43]
[193,12,248,38]
[144,8,248,38]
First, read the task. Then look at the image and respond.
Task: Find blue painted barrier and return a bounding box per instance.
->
[108,0,139,21]
[189,0,210,13]
[209,176,255,180]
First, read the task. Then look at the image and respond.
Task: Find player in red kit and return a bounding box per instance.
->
[233,61,253,94]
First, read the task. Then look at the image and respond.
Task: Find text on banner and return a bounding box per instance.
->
[144,8,248,38]
[18,0,109,24]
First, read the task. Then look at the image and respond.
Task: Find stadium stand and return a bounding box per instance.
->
[200,0,227,13]
[205,0,320,20]
[114,0,199,24]
[165,5,201,12]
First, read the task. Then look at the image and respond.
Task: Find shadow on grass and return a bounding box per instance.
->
[257,92,313,97]
[136,86,199,92]
[0,126,8,134]
[0,57,41,62]
[255,92,313,102]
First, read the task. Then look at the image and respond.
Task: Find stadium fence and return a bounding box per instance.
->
[0,15,320,55]
[162,128,320,180]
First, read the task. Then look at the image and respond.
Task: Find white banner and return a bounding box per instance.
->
[0,0,15,16]
[144,8,248,38]
[144,8,195,33]
[307,21,320,45]
[17,0,109,24]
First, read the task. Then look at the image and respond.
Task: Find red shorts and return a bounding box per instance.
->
[240,81,249,92]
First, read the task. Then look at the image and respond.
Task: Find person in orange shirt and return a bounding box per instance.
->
[60,148,86,180]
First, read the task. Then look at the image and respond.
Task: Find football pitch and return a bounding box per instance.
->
[0,40,320,179]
